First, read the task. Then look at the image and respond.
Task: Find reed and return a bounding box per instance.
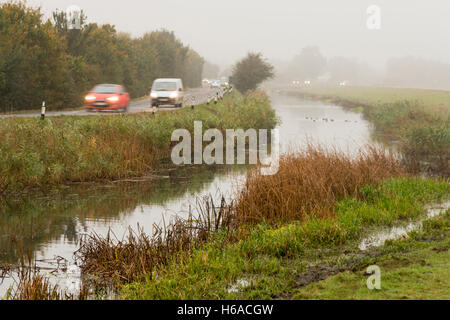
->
[235,145,405,224]
[4,268,62,300]
[75,196,235,288]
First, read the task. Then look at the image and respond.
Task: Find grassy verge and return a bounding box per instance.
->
[120,177,448,300]
[0,91,278,194]
[293,211,450,300]
[281,86,450,175]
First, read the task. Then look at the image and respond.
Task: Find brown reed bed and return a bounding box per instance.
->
[74,197,236,289]
[235,145,406,224]
[1,264,90,300]
[4,268,62,300]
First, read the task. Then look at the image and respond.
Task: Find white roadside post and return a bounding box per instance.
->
[41,101,46,120]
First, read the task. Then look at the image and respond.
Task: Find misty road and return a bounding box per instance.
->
[1,88,219,118]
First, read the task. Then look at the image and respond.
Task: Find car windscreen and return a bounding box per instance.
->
[152,82,177,91]
[91,85,118,94]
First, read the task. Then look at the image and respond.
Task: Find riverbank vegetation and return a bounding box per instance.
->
[282,86,450,175]
[118,147,448,299]
[4,144,448,300]
[0,1,204,112]
[292,212,450,300]
[0,92,277,194]
[37,146,446,299]
[121,193,448,300]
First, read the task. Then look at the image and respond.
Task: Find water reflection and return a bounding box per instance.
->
[0,165,248,265]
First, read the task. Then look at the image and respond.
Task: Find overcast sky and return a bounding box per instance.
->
[17,0,450,69]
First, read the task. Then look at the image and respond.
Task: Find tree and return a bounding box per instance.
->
[0,1,69,111]
[290,46,326,81]
[230,53,274,93]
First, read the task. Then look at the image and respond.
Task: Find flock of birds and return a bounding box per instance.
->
[304,116,359,123]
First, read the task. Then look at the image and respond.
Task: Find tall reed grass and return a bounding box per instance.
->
[4,268,62,300]
[74,197,235,288]
[235,145,405,224]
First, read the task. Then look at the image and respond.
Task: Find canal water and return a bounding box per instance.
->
[0,94,374,296]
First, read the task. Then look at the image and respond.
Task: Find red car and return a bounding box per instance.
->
[84,84,130,112]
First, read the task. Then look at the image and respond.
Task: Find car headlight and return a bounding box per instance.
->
[151,92,158,98]
[85,95,96,102]
[106,96,119,103]
[170,92,178,99]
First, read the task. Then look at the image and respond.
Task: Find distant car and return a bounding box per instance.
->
[210,80,221,89]
[219,77,229,88]
[202,79,211,88]
[84,84,130,112]
[150,78,184,108]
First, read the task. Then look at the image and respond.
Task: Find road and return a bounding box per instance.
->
[1,88,221,118]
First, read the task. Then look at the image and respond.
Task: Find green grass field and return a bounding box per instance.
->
[293,86,450,109]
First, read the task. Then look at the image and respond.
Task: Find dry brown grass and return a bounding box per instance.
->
[6,269,62,300]
[235,145,405,224]
[75,197,235,288]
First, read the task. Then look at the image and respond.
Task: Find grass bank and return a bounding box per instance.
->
[121,194,449,300]
[0,91,277,194]
[59,146,447,300]
[118,148,448,299]
[292,211,450,300]
[281,87,450,175]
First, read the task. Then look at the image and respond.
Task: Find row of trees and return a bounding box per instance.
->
[0,2,205,112]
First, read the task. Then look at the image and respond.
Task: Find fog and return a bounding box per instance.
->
[17,0,450,88]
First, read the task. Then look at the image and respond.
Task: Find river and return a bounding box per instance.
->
[0,94,374,296]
